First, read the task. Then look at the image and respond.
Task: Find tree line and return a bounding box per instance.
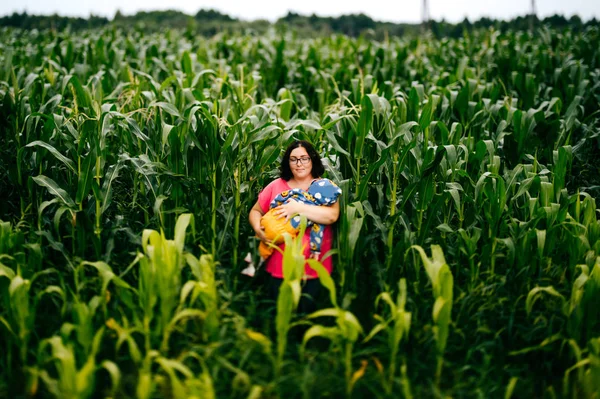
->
[0,8,598,38]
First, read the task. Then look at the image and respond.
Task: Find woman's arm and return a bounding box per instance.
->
[249,201,270,242]
[274,200,340,225]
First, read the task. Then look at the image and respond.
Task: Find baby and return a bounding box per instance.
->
[259,178,342,259]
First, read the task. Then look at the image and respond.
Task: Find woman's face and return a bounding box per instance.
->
[288,146,313,180]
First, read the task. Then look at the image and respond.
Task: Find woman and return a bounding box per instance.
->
[249,140,340,313]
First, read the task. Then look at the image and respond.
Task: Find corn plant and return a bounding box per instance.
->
[151,354,215,399]
[37,328,120,399]
[0,268,66,396]
[273,221,308,376]
[301,259,363,397]
[526,256,600,344]
[136,213,208,352]
[563,337,600,399]
[409,245,453,386]
[363,278,412,397]
[336,200,365,295]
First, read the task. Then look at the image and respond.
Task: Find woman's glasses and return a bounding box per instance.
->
[289,156,311,165]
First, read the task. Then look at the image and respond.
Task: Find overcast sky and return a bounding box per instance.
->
[2,0,599,24]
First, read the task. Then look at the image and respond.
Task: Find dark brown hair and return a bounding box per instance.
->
[280,140,325,181]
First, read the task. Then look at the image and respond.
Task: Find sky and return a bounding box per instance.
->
[2,0,599,24]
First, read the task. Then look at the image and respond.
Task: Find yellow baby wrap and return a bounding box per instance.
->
[258,208,298,259]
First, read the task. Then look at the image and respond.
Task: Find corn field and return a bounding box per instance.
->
[1,25,600,398]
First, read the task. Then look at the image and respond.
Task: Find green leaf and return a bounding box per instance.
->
[26,141,76,174]
[363,322,388,343]
[504,378,518,399]
[308,259,338,308]
[100,163,122,215]
[100,360,121,397]
[301,325,339,357]
[419,95,439,133]
[181,51,193,75]
[151,101,181,118]
[325,130,350,157]
[407,86,420,122]
[76,153,95,206]
[0,263,15,280]
[355,94,374,159]
[525,286,566,315]
[174,214,192,254]
[436,223,454,233]
[33,175,76,209]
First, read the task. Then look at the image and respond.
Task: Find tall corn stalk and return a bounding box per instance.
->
[410,245,453,387]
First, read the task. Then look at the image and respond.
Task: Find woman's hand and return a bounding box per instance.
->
[255,224,271,243]
[249,200,271,243]
[274,200,304,221]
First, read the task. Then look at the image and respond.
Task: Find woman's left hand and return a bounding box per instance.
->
[274,200,304,221]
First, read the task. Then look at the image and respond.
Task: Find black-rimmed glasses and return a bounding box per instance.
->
[289,156,311,165]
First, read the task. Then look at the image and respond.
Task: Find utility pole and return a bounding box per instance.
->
[529,0,536,32]
[422,0,430,32]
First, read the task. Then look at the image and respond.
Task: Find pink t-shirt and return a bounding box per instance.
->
[258,178,335,279]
